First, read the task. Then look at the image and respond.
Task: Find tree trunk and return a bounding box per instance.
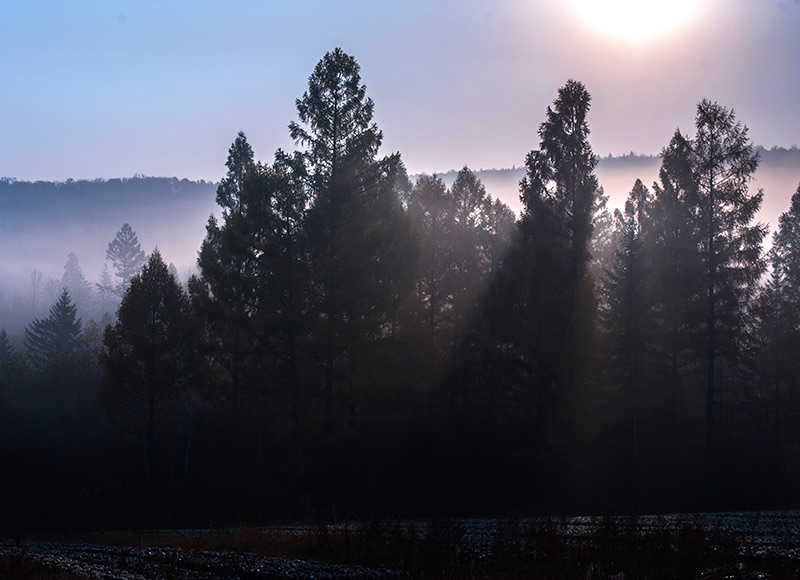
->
[706,175,716,464]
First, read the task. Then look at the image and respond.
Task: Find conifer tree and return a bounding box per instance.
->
[62,252,94,320]
[216,131,255,216]
[408,174,458,349]
[499,79,600,442]
[394,158,414,210]
[692,100,766,461]
[451,165,487,228]
[106,223,147,297]
[191,132,260,422]
[590,187,616,289]
[249,150,310,438]
[447,167,491,334]
[749,183,800,484]
[101,250,194,482]
[771,183,800,301]
[25,288,82,370]
[290,48,418,435]
[479,195,516,275]
[192,137,311,448]
[96,263,119,317]
[648,130,705,397]
[602,179,654,463]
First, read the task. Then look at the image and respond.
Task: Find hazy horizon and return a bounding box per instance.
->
[1,146,797,320]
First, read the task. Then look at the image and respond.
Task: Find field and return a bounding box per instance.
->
[3,511,800,579]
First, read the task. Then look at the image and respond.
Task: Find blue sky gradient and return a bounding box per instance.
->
[1,0,799,181]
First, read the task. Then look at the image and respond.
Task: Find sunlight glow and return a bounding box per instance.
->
[569,0,702,43]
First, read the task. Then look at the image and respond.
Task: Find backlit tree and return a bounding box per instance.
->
[106,223,147,297]
[101,250,194,482]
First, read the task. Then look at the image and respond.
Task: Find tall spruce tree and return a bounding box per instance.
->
[290,48,417,436]
[692,100,766,461]
[504,79,600,440]
[191,132,259,422]
[648,130,705,402]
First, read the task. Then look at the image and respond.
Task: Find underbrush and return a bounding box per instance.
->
[33,515,800,579]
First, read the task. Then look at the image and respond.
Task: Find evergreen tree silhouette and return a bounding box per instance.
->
[106,223,147,297]
[25,288,82,370]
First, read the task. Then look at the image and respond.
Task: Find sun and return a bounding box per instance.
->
[569,0,702,43]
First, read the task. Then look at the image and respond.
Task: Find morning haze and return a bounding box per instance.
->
[2,2,800,578]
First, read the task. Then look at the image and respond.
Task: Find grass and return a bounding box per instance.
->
[39,514,795,579]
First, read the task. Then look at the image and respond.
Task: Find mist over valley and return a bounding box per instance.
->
[2,146,797,335]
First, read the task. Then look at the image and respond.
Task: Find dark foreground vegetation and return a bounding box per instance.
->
[2,47,800,533]
[4,514,800,579]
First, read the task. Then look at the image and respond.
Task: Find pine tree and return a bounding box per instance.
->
[602,179,654,463]
[447,167,491,334]
[692,100,766,461]
[250,150,310,439]
[500,79,600,442]
[25,288,82,370]
[479,195,516,275]
[451,165,487,228]
[62,252,94,320]
[291,48,418,435]
[589,187,617,290]
[168,263,180,286]
[191,132,260,422]
[101,250,194,482]
[106,223,147,297]
[216,131,255,216]
[633,134,708,476]
[521,78,599,341]
[749,183,800,486]
[191,134,313,478]
[394,158,414,210]
[771,183,800,301]
[408,174,458,349]
[96,263,119,318]
[647,130,705,400]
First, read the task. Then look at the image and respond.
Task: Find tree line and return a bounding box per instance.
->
[1,48,799,529]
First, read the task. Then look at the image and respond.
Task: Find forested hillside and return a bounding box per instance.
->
[2,49,800,531]
[436,147,800,231]
[0,176,216,275]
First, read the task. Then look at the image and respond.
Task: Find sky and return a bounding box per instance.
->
[1,0,799,183]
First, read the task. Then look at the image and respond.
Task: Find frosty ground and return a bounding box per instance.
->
[2,510,799,579]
